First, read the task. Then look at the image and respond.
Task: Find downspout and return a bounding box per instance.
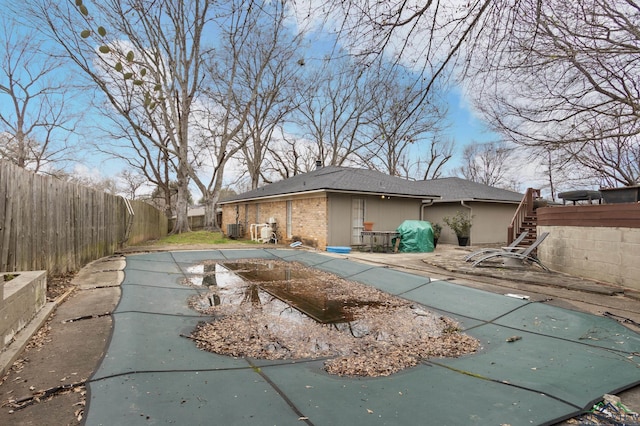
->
[420,199,435,221]
[460,200,473,242]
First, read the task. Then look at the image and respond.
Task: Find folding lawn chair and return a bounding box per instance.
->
[471,232,550,271]
[464,231,529,262]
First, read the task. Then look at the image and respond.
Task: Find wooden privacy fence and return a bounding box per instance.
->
[0,160,167,275]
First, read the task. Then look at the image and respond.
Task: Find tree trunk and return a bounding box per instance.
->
[202,193,220,231]
[171,171,191,234]
[163,184,173,219]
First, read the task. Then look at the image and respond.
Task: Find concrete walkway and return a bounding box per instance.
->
[0,255,123,426]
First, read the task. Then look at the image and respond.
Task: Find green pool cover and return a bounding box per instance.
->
[85,249,640,425]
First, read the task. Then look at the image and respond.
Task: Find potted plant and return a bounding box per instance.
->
[443,211,472,246]
[431,223,442,247]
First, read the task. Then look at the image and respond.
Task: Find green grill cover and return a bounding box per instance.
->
[396,220,435,253]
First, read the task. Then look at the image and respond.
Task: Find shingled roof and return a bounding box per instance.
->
[418,177,523,203]
[220,167,523,204]
[220,166,440,203]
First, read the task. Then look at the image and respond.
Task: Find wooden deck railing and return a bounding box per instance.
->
[507,188,541,244]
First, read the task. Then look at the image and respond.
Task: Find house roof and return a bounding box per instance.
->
[220,166,441,203]
[220,167,524,204]
[419,177,523,203]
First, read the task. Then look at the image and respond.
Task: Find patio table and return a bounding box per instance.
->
[361,231,400,253]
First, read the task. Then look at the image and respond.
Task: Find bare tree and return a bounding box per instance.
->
[190,0,297,228]
[289,1,476,178]
[118,169,148,200]
[93,114,176,217]
[464,0,640,186]
[59,170,120,195]
[326,0,640,188]
[417,138,455,180]
[234,6,305,190]
[565,120,640,188]
[146,181,193,213]
[457,141,519,189]
[325,0,495,108]
[0,17,79,174]
[359,63,448,177]
[293,53,376,167]
[27,0,210,233]
[263,127,318,180]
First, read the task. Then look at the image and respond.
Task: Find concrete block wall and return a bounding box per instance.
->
[538,226,640,290]
[0,271,47,349]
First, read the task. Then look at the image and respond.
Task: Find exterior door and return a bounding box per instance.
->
[351,198,364,245]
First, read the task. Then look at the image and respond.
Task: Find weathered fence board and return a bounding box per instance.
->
[0,160,168,275]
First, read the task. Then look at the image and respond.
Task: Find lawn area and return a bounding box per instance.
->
[146,230,236,246]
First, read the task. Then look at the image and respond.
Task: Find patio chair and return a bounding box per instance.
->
[471,232,550,271]
[464,231,529,262]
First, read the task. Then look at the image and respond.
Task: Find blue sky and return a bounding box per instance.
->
[445,89,498,155]
[76,46,499,185]
[77,86,497,195]
[0,1,503,191]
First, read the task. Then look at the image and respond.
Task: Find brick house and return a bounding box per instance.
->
[219,166,523,249]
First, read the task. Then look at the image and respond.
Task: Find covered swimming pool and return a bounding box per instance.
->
[84,249,640,425]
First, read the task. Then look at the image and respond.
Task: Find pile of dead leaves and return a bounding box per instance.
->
[189,259,480,377]
[47,273,76,301]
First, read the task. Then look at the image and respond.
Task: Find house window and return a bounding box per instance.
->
[286,200,292,238]
[351,198,365,245]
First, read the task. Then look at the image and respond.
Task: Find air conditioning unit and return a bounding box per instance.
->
[227,223,243,239]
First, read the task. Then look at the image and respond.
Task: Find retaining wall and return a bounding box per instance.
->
[0,271,47,350]
[537,204,640,290]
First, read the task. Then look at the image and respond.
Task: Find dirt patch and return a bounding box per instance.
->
[187,259,480,377]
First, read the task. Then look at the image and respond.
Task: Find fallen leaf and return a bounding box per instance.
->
[188,259,479,378]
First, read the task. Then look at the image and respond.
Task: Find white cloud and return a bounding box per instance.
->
[73,163,104,181]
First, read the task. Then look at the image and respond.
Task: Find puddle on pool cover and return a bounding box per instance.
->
[187,261,382,323]
[184,259,480,376]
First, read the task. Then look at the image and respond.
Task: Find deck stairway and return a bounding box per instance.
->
[508,188,542,247]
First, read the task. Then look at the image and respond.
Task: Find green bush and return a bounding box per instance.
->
[442,211,472,238]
